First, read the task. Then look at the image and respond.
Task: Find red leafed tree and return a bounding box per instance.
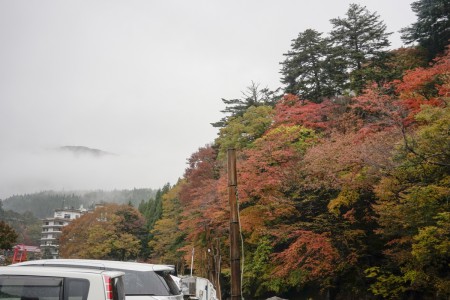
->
[304,128,401,190]
[273,94,335,130]
[394,48,449,122]
[239,125,316,200]
[237,125,317,242]
[272,230,339,283]
[178,145,228,274]
[350,83,404,134]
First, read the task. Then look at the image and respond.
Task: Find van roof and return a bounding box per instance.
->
[12,259,174,272]
[1,265,124,278]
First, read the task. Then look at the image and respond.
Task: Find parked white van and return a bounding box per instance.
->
[0,266,125,300]
[12,260,183,300]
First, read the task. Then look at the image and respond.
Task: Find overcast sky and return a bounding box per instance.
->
[0,0,416,199]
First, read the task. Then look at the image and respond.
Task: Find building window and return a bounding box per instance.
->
[44,222,49,225]
[64,214,71,219]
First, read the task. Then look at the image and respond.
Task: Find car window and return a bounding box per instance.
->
[64,278,90,300]
[112,270,178,296]
[0,276,90,300]
[111,276,125,300]
[0,275,62,300]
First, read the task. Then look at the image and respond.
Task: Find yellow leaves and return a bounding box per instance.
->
[113,233,141,258]
[60,203,144,260]
[327,188,359,216]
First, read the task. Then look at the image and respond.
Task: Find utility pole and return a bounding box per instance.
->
[228,149,241,300]
[215,238,222,300]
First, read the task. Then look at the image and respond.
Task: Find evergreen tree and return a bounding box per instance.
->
[280,29,336,102]
[401,0,450,60]
[211,82,279,128]
[140,184,170,258]
[148,183,186,267]
[0,221,18,250]
[329,3,392,94]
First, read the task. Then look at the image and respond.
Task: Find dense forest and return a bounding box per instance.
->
[1,188,156,219]
[140,1,450,299]
[0,189,156,246]
[0,201,41,246]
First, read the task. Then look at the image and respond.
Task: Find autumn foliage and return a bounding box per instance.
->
[143,48,450,298]
[59,203,145,261]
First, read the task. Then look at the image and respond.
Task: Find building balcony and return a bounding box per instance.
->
[40,237,58,241]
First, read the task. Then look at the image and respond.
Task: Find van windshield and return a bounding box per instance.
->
[118,270,179,296]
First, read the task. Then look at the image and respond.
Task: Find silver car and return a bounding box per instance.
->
[12,259,183,300]
[0,265,125,300]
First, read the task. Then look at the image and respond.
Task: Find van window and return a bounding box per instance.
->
[111,277,125,300]
[113,269,179,296]
[65,278,90,300]
[0,276,90,300]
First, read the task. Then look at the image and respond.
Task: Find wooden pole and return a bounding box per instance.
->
[228,149,241,300]
[215,238,222,300]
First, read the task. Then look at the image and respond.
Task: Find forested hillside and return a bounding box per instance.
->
[0,201,41,246]
[141,1,450,299]
[2,188,156,219]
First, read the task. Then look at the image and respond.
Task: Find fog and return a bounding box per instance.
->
[0,0,417,199]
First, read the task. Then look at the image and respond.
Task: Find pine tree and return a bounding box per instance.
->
[329,4,392,94]
[211,82,279,128]
[401,0,450,60]
[280,29,337,102]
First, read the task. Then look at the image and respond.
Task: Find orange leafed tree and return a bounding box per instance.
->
[60,203,145,261]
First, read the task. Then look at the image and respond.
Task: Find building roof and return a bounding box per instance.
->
[13,244,41,253]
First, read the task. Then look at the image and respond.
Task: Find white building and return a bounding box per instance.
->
[40,206,88,259]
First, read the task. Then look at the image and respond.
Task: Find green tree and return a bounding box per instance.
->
[372,103,450,298]
[215,105,274,158]
[148,183,186,269]
[139,184,170,258]
[0,221,18,250]
[401,0,450,60]
[243,236,273,297]
[329,3,392,93]
[212,82,279,128]
[280,29,336,102]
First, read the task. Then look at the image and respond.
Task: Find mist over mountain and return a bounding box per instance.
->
[0,143,175,200]
[57,146,116,157]
[1,188,156,219]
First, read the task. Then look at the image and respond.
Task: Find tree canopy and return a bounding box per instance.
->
[0,221,18,250]
[59,203,145,261]
[401,0,450,60]
[280,3,393,101]
[151,44,450,298]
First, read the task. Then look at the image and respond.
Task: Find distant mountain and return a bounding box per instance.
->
[57,146,116,157]
[1,189,156,219]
